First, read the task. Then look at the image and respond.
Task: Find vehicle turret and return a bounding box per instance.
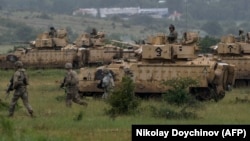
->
[73,31,105,48]
[78,32,236,101]
[33,28,69,49]
[211,34,250,87]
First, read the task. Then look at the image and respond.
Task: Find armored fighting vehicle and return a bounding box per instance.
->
[0,28,78,69]
[78,32,235,100]
[71,31,136,66]
[211,34,250,87]
[0,29,133,69]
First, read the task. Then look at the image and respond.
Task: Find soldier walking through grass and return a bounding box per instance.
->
[7,61,34,117]
[60,63,88,107]
[101,68,115,99]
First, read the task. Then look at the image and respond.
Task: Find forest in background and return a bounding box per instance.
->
[0,0,249,52]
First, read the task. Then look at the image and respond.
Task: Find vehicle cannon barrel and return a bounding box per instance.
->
[78,32,236,101]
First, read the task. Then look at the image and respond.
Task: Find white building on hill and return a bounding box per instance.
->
[99,7,140,18]
[73,8,98,17]
[73,7,169,18]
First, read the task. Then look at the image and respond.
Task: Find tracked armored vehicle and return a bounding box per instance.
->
[78,32,235,100]
[0,28,77,69]
[0,30,133,69]
[71,31,136,66]
[211,34,250,87]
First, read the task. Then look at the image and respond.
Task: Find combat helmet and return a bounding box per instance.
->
[65,63,72,69]
[15,61,23,68]
[169,24,175,30]
[50,26,55,30]
[239,28,244,34]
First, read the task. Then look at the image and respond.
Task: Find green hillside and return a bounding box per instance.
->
[1,0,250,48]
[0,10,167,44]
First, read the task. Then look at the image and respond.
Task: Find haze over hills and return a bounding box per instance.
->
[0,0,250,43]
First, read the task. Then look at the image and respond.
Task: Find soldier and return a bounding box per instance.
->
[181,32,198,45]
[60,62,88,107]
[246,32,250,43]
[181,32,188,44]
[49,26,57,38]
[90,28,97,37]
[167,24,178,43]
[238,28,245,42]
[8,61,34,117]
[49,26,57,47]
[101,68,115,99]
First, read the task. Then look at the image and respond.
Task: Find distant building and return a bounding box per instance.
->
[139,8,168,18]
[73,7,169,19]
[168,11,181,21]
[99,7,140,18]
[73,8,98,17]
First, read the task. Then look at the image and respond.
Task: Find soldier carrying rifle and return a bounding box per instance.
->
[6,61,34,118]
[60,62,88,107]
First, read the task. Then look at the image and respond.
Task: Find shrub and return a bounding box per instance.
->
[162,77,198,106]
[152,77,203,119]
[105,76,140,118]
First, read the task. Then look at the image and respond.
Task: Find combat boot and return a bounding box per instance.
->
[29,111,35,118]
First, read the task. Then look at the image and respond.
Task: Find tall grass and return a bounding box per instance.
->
[0,69,250,141]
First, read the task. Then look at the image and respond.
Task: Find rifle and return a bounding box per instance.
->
[5,76,14,100]
[60,77,67,95]
[60,77,66,88]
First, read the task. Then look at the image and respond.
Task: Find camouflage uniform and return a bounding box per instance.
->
[49,27,57,38]
[61,63,87,107]
[48,27,57,47]
[8,61,33,117]
[90,28,97,37]
[168,24,178,43]
[246,32,250,43]
[238,29,245,42]
[101,69,115,99]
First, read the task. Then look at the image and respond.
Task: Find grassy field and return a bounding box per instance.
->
[0,69,250,141]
